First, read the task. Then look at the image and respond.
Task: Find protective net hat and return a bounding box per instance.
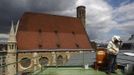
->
[112,35,121,42]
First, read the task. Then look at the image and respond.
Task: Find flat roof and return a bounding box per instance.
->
[34,67,124,75]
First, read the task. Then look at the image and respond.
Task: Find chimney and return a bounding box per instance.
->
[77,6,86,27]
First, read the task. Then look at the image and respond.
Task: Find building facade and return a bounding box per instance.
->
[6,6,93,75]
[0,36,8,75]
[121,34,134,50]
[0,52,7,75]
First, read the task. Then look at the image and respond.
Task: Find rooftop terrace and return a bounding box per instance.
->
[33,67,123,75]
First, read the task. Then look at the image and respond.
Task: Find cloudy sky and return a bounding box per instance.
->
[0,0,134,42]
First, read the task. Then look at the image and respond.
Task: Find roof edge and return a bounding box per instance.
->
[23,12,77,19]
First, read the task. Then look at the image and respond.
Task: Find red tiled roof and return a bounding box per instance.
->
[16,12,92,50]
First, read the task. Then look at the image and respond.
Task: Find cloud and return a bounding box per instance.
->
[0,0,77,32]
[75,0,133,42]
[76,0,115,42]
[0,33,8,38]
[0,33,9,43]
[113,3,134,34]
[0,0,133,42]
[47,0,133,42]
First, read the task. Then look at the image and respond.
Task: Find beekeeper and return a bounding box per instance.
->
[106,35,122,74]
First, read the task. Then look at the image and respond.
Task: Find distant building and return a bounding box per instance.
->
[121,34,134,50]
[6,6,93,75]
[97,43,108,48]
[90,41,97,50]
[0,38,8,75]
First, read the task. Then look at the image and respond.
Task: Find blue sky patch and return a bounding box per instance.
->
[106,0,134,8]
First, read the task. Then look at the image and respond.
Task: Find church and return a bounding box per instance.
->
[6,6,93,75]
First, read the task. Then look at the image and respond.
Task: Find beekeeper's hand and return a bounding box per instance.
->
[110,50,117,55]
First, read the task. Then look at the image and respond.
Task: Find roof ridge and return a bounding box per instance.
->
[23,12,77,19]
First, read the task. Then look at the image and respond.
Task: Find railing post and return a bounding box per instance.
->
[83,50,84,66]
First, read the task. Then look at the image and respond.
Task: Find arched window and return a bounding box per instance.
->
[20,58,31,68]
[57,55,63,65]
[39,57,49,66]
[9,45,12,49]
[12,44,14,49]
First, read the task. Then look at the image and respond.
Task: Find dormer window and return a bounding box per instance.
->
[38,44,42,49]
[72,32,75,35]
[54,30,58,34]
[38,29,42,33]
[56,44,60,48]
[75,43,80,48]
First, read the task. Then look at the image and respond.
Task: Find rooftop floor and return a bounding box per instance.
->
[34,67,124,75]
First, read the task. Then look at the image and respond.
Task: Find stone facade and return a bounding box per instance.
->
[6,22,17,75]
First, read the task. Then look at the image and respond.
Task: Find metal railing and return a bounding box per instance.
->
[0,50,95,75]
[1,49,132,75]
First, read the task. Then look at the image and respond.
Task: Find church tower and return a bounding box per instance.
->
[77,6,86,27]
[6,21,17,75]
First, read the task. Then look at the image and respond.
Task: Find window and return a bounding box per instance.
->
[39,57,49,66]
[72,31,75,35]
[38,44,42,49]
[22,72,31,75]
[9,44,14,49]
[14,65,16,67]
[12,44,14,49]
[56,44,60,48]
[75,43,80,48]
[54,30,58,34]
[20,58,31,68]
[57,55,63,65]
[38,29,42,33]
[9,45,12,49]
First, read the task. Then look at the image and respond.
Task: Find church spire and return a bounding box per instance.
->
[15,20,19,35]
[8,20,16,42]
[10,21,15,35]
